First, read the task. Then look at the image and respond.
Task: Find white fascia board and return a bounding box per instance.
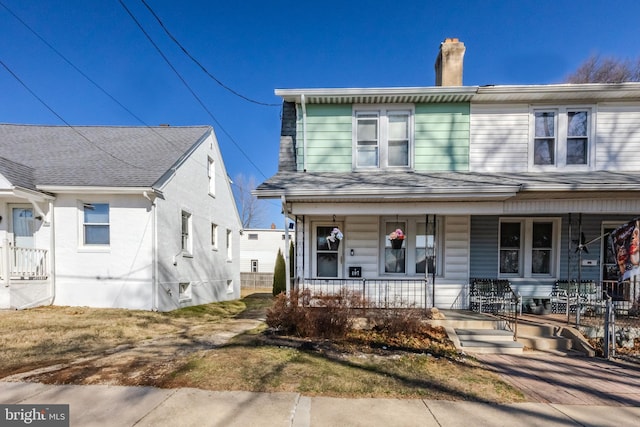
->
[12,187,55,201]
[256,189,519,202]
[275,86,478,102]
[36,186,155,195]
[291,201,512,216]
[521,183,640,191]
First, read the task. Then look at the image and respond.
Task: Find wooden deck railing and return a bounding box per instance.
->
[0,246,49,280]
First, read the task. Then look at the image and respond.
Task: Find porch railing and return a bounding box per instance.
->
[469,278,520,340]
[296,278,432,309]
[0,246,49,280]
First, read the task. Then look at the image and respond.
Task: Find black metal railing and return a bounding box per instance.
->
[296,278,432,309]
[469,278,520,340]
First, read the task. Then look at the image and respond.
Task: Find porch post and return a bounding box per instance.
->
[282,195,291,295]
[1,237,9,287]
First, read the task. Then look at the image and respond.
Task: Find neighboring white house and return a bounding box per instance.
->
[240,224,294,273]
[0,124,242,311]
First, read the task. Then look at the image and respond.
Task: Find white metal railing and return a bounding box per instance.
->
[0,246,49,280]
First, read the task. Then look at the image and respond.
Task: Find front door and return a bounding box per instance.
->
[315,224,343,278]
[11,206,35,248]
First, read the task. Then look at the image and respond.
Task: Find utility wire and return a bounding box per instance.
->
[0,0,211,171]
[118,0,268,179]
[140,0,279,107]
[0,59,154,171]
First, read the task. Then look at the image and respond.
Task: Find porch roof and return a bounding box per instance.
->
[254,170,640,202]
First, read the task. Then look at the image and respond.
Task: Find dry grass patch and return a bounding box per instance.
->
[161,330,524,403]
[0,299,249,378]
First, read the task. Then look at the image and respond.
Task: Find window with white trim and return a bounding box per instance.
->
[211,223,218,249]
[251,259,259,273]
[531,107,591,169]
[380,216,442,276]
[82,203,110,245]
[499,218,560,278]
[181,210,192,255]
[354,106,413,169]
[226,229,232,260]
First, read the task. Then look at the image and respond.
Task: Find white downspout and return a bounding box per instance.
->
[282,195,291,295]
[301,94,307,172]
[143,191,158,311]
[47,200,55,305]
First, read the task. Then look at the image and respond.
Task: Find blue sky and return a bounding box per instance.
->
[2,1,640,227]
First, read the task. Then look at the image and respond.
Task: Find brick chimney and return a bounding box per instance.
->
[434,38,465,86]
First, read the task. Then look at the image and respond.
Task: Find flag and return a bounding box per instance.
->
[609,218,640,282]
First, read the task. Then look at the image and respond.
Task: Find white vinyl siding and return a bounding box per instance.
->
[469,104,530,172]
[443,216,469,281]
[596,104,640,170]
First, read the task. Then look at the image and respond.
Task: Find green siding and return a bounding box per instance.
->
[297,104,352,172]
[296,102,470,172]
[414,103,470,172]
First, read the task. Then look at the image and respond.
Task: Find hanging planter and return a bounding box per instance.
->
[326,227,343,250]
[388,228,405,249]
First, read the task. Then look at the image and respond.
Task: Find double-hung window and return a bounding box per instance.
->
[532,107,591,169]
[499,218,559,278]
[354,106,412,169]
[381,216,442,276]
[83,203,110,246]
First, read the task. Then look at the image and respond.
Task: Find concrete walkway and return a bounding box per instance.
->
[478,352,640,406]
[2,380,640,427]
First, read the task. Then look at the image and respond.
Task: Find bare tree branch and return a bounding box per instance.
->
[565,54,640,83]
[233,173,266,228]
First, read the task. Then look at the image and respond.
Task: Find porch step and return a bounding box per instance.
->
[455,328,523,355]
[517,334,573,352]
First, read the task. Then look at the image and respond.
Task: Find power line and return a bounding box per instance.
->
[118,0,268,180]
[0,59,155,171]
[140,0,279,107]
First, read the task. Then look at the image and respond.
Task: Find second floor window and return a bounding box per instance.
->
[181,210,192,255]
[532,108,591,168]
[354,107,412,169]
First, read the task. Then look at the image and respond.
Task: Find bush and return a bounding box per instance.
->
[266,288,361,339]
[272,248,286,296]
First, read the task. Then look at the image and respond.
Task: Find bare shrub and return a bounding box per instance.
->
[265,289,310,336]
[266,288,362,339]
[374,307,426,336]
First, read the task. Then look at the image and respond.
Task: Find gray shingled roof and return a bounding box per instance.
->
[255,170,640,201]
[0,156,37,190]
[0,124,211,188]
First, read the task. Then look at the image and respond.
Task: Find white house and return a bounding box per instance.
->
[240,225,293,274]
[0,124,242,311]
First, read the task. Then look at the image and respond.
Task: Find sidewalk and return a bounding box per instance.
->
[2,380,639,426]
